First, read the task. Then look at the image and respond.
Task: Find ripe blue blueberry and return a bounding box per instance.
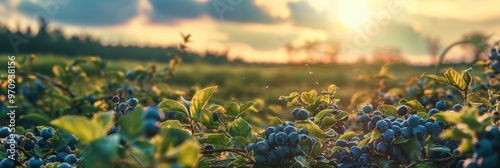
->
[23,139,35,150]
[267,133,276,146]
[339,151,351,163]
[358,114,370,123]
[254,141,269,154]
[433,120,447,129]
[288,132,300,145]
[424,122,434,134]
[292,108,301,119]
[435,101,447,111]
[128,98,139,107]
[334,125,346,134]
[143,107,162,121]
[397,105,409,116]
[64,154,78,164]
[56,152,69,162]
[284,126,296,135]
[117,102,127,111]
[265,150,278,166]
[111,95,120,103]
[407,115,420,128]
[264,127,274,138]
[296,110,309,120]
[37,138,49,148]
[204,144,215,150]
[376,142,388,155]
[347,141,358,148]
[350,146,362,160]
[391,125,400,136]
[474,139,493,157]
[27,157,44,168]
[373,110,383,116]
[336,140,348,147]
[247,143,254,152]
[358,153,369,166]
[363,104,373,113]
[445,140,458,151]
[212,112,219,122]
[276,145,290,157]
[126,86,134,95]
[143,119,159,138]
[371,115,383,125]
[40,127,53,139]
[275,132,288,145]
[0,158,14,168]
[368,121,375,131]
[58,145,71,153]
[290,145,301,155]
[0,127,10,138]
[428,108,439,117]
[456,160,465,168]
[298,128,309,135]
[412,125,426,139]
[479,154,498,168]
[376,120,389,132]
[273,125,284,133]
[401,127,412,139]
[452,104,463,112]
[383,129,395,142]
[124,107,135,115]
[277,157,290,167]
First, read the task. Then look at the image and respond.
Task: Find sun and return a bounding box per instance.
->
[338,0,372,29]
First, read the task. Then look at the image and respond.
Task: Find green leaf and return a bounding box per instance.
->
[198,133,230,147]
[369,129,382,143]
[50,129,74,151]
[301,90,317,104]
[441,128,473,140]
[225,102,240,117]
[327,84,338,94]
[459,138,473,154]
[415,162,444,168]
[190,86,217,119]
[51,116,104,144]
[228,118,252,138]
[208,104,226,113]
[231,136,250,146]
[19,113,49,125]
[400,99,426,113]
[131,140,155,162]
[296,120,326,138]
[118,107,144,142]
[310,141,322,158]
[165,139,200,167]
[314,109,337,123]
[331,146,349,153]
[91,112,115,134]
[370,155,392,168]
[380,105,397,117]
[267,117,283,126]
[160,120,185,129]
[34,145,43,157]
[401,138,422,164]
[239,101,255,112]
[428,144,451,153]
[158,99,188,115]
[152,127,193,158]
[417,112,429,119]
[394,136,409,144]
[421,73,451,85]
[462,69,472,91]
[320,116,340,130]
[432,112,461,124]
[338,132,358,141]
[81,134,119,168]
[294,155,311,168]
[279,92,299,102]
[467,93,492,107]
[444,68,467,91]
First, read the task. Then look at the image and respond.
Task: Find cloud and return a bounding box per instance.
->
[17,0,139,26]
[404,0,500,22]
[148,0,204,23]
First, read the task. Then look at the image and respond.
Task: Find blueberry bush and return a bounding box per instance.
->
[1,48,500,168]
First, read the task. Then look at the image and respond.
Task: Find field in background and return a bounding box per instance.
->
[0,54,479,118]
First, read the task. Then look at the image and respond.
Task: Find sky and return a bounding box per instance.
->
[1,0,499,64]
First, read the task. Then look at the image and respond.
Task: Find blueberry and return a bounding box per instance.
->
[336,140,348,147]
[376,120,389,132]
[452,104,463,112]
[127,98,139,107]
[212,112,219,122]
[0,158,14,168]
[0,127,10,138]
[347,141,358,148]
[376,142,388,155]
[124,107,135,115]
[361,145,370,153]
[334,125,346,134]
[391,125,401,136]
[255,154,266,165]
[284,126,296,135]
[339,151,351,163]
[456,160,465,168]
[254,141,269,154]
[296,110,309,120]
[47,155,57,163]
[358,153,369,166]
[465,161,478,168]
[57,162,74,168]
[358,114,370,123]
[111,95,120,103]
[247,143,254,152]
[143,119,159,138]
[412,125,426,139]
[58,145,71,153]
[371,115,383,125]
[276,145,290,157]
[143,107,162,121]
[275,132,288,145]
[368,121,375,131]
[264,127,274,138]
[267,133,276,146]
[330,151,340,159]
[350,146,362,159]
[64,154,78,164]
[40,128,53,139]
[373,110,383,116]
[290,145,301,155]
[288,132,300,145]
[23,139,36,150]
[265,150,278,166]
[56,152,69,162]
[436,101,447,111]
[298,128,309,135]
[363,104,373,113]
[310,117,315,121]
[401,127,412,139]
[28,157,44,168]
[351,137,361,142]
[397,105,409,116]
[407,115,420,128]
[383,129,395,142]
[277,157,290,167]
[273,125,284,133]
[474,139,493,157]
[117,102,127,111]
[445,140,458,151]
[299,134,308,141]
[292,108,301,119]
[433,120,447,129]
[480,154,498,168]
[126,86,134,95]
[428,108,439,117]
[424,122,434,134]
[204,144,215,150]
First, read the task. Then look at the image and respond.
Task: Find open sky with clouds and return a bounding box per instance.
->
[1,0,499,64]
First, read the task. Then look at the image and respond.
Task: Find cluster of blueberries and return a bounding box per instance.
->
[0,127,78,168]
[20,80,46,105]
[248,108,311,167]
[488,48,500,74]
[457,126,500,168]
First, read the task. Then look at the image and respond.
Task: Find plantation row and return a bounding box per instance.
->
[0,48,500,168]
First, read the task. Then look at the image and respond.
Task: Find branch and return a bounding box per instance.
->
[407,153,474,168]
[19,71,75,98]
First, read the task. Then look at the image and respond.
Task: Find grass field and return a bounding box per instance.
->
[0,54,479,112]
